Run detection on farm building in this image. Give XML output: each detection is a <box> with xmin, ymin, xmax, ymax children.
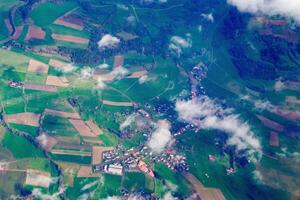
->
<box><xmin>104</xmin><ymin>164</ymin><xmax>123</xmax><ymax>176</ymax></box>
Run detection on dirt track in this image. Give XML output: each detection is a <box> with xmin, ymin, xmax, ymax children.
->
<box><xmin>52</xmin><ymin>33</ymin><xmax>89</xmax><ymax>44</ymax></box>
<box><xmin>102</xmin><ymin>100</ymin><xmax>133</xmax><ymax>107</ymax></box>
<box><xmin>44</xmin><ymin>109</ymin><xmax>81</xmax><ymax>119</ymax></box>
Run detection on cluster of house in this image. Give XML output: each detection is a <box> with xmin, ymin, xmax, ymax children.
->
<box><xmin>94</xmin><ymin>144</ymin><xmax>189</xmax><ymax>178</ymax></box>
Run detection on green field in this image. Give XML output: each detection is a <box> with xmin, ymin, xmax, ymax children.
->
<box><xmin>30</xmin><ymin>1</ymin><xmax>77</xmax><ymax>27</ymax></box>
<box><xmin>49</xmin><ymin>24</ymin><xmax>89</xmax><ymax>38</ymax></box>
<box><xmin>93</xmin><ymin>174</ymin><xmax>122</xmax><ymax>198</ymax></box>
<box><xmin>25</xmin><ymin>73</ymin><xmax>47</xmax><ymax>84</ymax></box>
<box><xmin>1</xmin><ymin>132</ymin><xmax>44</xmax><ymax>159</ymax></box>
<box><xmin>178</xmin><ymin>131</ymin><xmax>290</xmax><ymax>200</ymax></box>
<box><xmin>9</xmin><ymin>123</ymin><xmax>38</xmax><ymax>137</ymax></box>
<box><xmin>50</xmin><ymin>153</ymin><xmax>91</xmax><ymax>165</ymax></box>
<box><xmin>154</xmin><ymin>162</ymin><xmax>190</xmax><ymax>197</ymax></box>
<box><xmin>98</xmin><ymin>132</ymin><xmax>118</xmax><ymax>147</ymax></box>
<box><xmin>66</xmin><ymin>177</ymin><xmax>99</xmax><ymax>200</ymax></box>
<box><xmin>123</xmin><ymin>172</ymin><xmax>154</xmax><ymax>192</ymax></box>
<box><xmin>42</xmin><ymin>115</ymin><xmax>78</xmax><ymax>137</ymax></box>
<box><xmin>0</xmin><ymin>49</ymin><xmax>29</xmax><ymax>73</ymax></box>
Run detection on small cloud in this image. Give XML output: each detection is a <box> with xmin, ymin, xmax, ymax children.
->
<box><xmin>274</xmin><ymin>79</ymin><xmax>285</xmax><ymax>91</ymax></box>
<box><xmin>254</xmin><ymin>100</ymin><xmax>274</xmax><ymax>111</ymax></box>
<box><xmin>148</xmin><ymin>120</ymin><xmax>173</xmax><ymax>153</ymax></box>
<box><xmin>63</xmin><ymin>63</ymin><xmax>76</xmax><ymax>73</ymax></box>
<box><xmin>198</xmin><ymin>25</ymin><xmax>203</xmax><ymax>32</ymax></box>
<box><xmin>253</xmin><ymin>170</ymin><xmax>264</xmax><ymax>184</ymax></box>
<box><xmin>98</xmin><ymin>34</ymin><xmax>120</xmax><ymax>49</ymax></box>
<box><xmin>162</xmin><ymin>192</ymin><xmax>178</xmax><ymax>200</ymax></box>
<box><xmin>95</xmin><ymin>77</ymin><xmax>106</xmax><ymax>89</ymax></box>
<box><xmin>103</xmin><ymin>196</ymin><xmax>121</xmax><ymax>200</ymax></box>
<box><xmin>175</xmin><ymin>96</ymin><xmax>261</xmax><ymax>156</ymax></box>
<box><xmin>169</xmin><ymin>35</ymin><xmax>192</xmax><ymax>56</ymax></box>
<box><xmin>97</xmin><ymin>63</ymin><xmax>109</xmax><ymax>69</ymax></box>
<box><xmin>138</xmin><ymin>75</ymin><xmax>149</xmax><ymax>84</ymax></box>
<box><xmin>36</xmin><ymin>133</ymin><xmax>49</xmax><ymax>148</ymax></box>
<box><xmin>80</xmin><ymin>67</ymin><xmax>94</xmax><ymax>80</ymax></box>
<box><xmin>141</xmin><ymin>0</ymin><xmax>168</xmax><ymax>3</ymax></box>
<box><xmin>81</xmin><ymin>180</ymin><xmax>99</xmax><ymax>191</ymax></box>
<box><xmin>127</xmin><ymin>15</ymin><xmax>136</xmax><ymax>24</ymax></box>
<box><xmin>120</xmin><ymin>113</ymin><xmax>138</xmax><ymax>130</ymax></box>
<box><xmin>111</xmin><ymin>66</ymin><xmax>129</xmax><ymax>80</ymax></box>
<box><xmin>55</xmin><ymin>63</ymin><xmax>76</xmax><ymax>74</ymax></box>
<box><xmin>201</xmin><ymin>13</ymin><xmax>214</xmax><ymax>22</ymax></box>
<box><xmin>32</xmin><ymin>187</ymin><xmax>66</xmax><ymax>200</ymax></box>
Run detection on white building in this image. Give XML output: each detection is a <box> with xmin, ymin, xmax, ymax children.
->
<box><xmin>104</xmin><ymin>164</ymin><xmax>123</xmax><ymax>176</ymax></box>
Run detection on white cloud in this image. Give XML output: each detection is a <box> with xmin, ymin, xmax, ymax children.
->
<box><xmin>148</xmin><ymin>120</ymin><xmax>173</xmax><ymax>153</ymax></box>
<box><xmin>169</xmin><ymin>35</ymin><xmax>192</xmax><ymax>56</ymax></box>
<box><xmin>95</xmin><ymin>77</ymin><xmax>106</xmax><ymax>89</ymax></box>
<box><xmin>94</xmin><ymin>66</ymin><xmax>129</xmax><ymax>90</ymax></box>
<box><xmin>175</xmin><ymin>96</ymin><xmax>261</xmax><ymax>153</ymax></box>
<box><xmin>32</xmin><ymin>187</ymin><xmax>66</xmax><ymax>200</ymax></box>
<box><xmin>253</xmin><ymin>170</ymin><xmax>264</xmax><ymax>184</ymax></box>
<box><xmin>103</xmin><ymin>196</ymin><xmax>120</xmax><ymax>200</ymax></box>
<box><xmin>138</xmin><ymin>75</ymin><xmax>149</xmax><ymax>84</ymax></box>
<box><xmin>227</xmin><ymin>0</ymin><xmax>300</xmax><ymax>23</ymax></box>
<box><xmin>254</xmin><ymin>100</ymin><xmax>273</xmax><ymax>110</ymax></box>
<box><xmin>111</xmin><ymin>66</ymin><xmax>129</xmax><ymax>80</ymax></box>
<box><xmin>98</xmin><ymin>34</ymin><xmax>120</xmax><ymax>49</ymax></box>
<box><xmin>120</xmin><ymin>113</ymin><xmax>138</xmax><ymax>130</ymax></box>
<box><xmin>81</xmin><ymin>180</ymin><xmax>99</xmax><ymax>191</ymax></box>
<box><xmin>78</xmin><ymin>194</ymin><xmax>89</xmax><ymax>200</ymax></box>
<box><xmin>36</xmin><ymin>133</ymin><xmax>49</xmax><ymax>148</ymax></box>
<box><xmin>54</xmin><ymin>63</ymin><xmax>76</xmax><ymax>73</ymax></box>
<box><xmin>162</xmin><ymin>192</ymin><xmax>177</xmax><ymax>200</ymax></box>
<box><xmin>80</xmin><ymin>67</ymin><xmax>94</xmax><ymax>80</ymax></box>
<box><xmin>97</xmin><ymin>63</ymin><xmax>109</xmax><ymax>69</ymax></box>
<box><xmin>201</xmin><ymin>13</ymin><xmax>214</xmax><ymax>22</ymax></box>
<box><xmin>198</xmin><ymin>25</ymin><xmax>203</xmax><ymax>32</ymax></box>
<box><xmin>141</xmin><ymin>0</ymin><xmax>168</xmax><ymax>3</ymax></box>
<box><xmin>274</xmin><ymin>79</ymin><xmax>285</xmax><ymax>91</ymax></box>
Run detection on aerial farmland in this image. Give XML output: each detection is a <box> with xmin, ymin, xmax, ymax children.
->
<box><xmin>0</xmin><ymin>0</ymin><xmax>300</xmax><ymax>200</ymax></box>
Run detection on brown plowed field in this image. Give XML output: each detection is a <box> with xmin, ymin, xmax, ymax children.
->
<box><xmin>54</xmin><ymin>18</ymin><xmax>84</xmax><ymax>30</ymax></box>
<box><xmin>86</xmin><ymin>120</ymin><xmax>103</xmax><ymax>135</ymax></box>
<box><xmin>5</xmin><ymin>112</ymin><xmax>40</xmax><ymax>127</ymax></box>
<box><xmin>27</xmin><ymin>59</ymin><xmax>49</xmax><ymax>74</ymax></box>
<box><xmin>24</xmin><ymin>26</ymin><xmax>45</xmax><ymax>41</ymax></box>
<box><xmin>46</xmin><ymin>75</ymin><xmax>69</xmax><ymax>87</ymax></box>
<box><xmin>69</xmin><ymin>119</ymin><xmax>96</xmax><ymax>137</ymax></box>
<box><xmin>52</xmin><ymin>33</ymin><xmax>89</xmax><ymax>44</ymax></box>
